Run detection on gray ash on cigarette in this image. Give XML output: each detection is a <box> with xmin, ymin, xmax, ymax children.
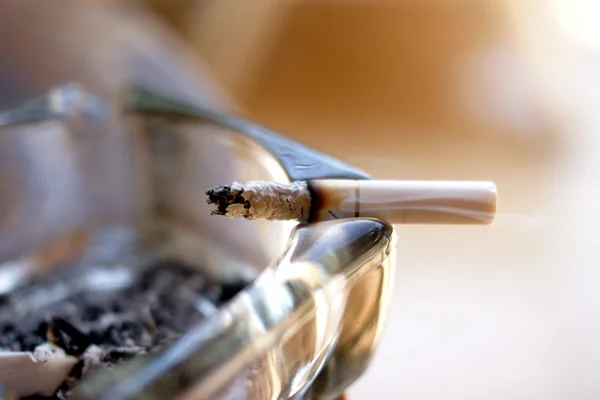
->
<box><xmin>0</xmin><ymin>260</ymin><xmax>246</xmax><ymax>399</ymax></box>
<box><xmin>206</xmin><ymin>184</ymin><xmax>250</xmax><ymax>217</ymax></box>
<box><xmin>206</xmin><ymin>181</ymin><xmax>312</xmax><ymax>222</ymax></box>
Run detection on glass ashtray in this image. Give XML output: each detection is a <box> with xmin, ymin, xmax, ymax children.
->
<box><xmin>0</xmin><ymin>5</ymin><xmax>396</xmax><ymax>396</ymax></box>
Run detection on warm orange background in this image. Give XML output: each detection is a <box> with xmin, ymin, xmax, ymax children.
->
<box><xmin>141</xmin><ymin>1</ymin><xmax>600</xmax><ymax>399</ymax></box>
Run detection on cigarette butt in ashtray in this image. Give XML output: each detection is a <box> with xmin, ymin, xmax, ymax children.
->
<box><xmin>0</xmin><ymin>343</ymin><xmax>78</xmax><ymax>398</ymax></box>
<box><xmin>206</xmin><ymin>180</ymin><xmax>497</xmax><ymax>225</ymax></box>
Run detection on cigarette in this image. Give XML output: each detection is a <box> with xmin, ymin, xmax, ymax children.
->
<box><xmin>206</xmin><ymin>179</ymin><xmax>497</xmax><ymax>225</ymax></box>
<box><xmin>0</xmin><ymin>343</ymin><xmax>78</xmax><ymax>398</ymax></box>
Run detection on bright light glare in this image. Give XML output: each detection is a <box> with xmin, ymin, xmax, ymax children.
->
<box><xmin>553</xmin><ymin>0</ymin><xmax>600</xmax><ymax>48</ymax></box>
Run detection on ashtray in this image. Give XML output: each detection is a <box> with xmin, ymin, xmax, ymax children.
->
<box><xmin>0</xmin><ymin>3</ymin><xmax>496</xmax><ymax>399</ymax></box>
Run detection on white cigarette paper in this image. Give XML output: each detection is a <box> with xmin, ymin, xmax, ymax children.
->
<box><xmin>0</xmin><ymin>343</ymin><xmax>78</xmax><ymax>397</ymax></box>
<box><xmin>207</xmin><ymin>180</ymin><xmax>497</xmax><ymax>225</ymax></box>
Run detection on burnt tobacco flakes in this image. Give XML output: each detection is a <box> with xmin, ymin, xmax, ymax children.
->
<box><xmin>2</xmin><ymin>260</ymin><xmax>247</xmax><ymax>399</ymax></box>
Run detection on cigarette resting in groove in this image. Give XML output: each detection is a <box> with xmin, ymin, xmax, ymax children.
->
<box><xmin>206</xmin><ymin>180</ymin><xmax>497</xmax><ymax>225</ymax></box>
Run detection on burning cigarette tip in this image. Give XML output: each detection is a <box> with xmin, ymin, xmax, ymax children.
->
<box><xmin>205</xmin><ymin>185</ymin><xmax>249</xmax><ymax>217</ymax></box>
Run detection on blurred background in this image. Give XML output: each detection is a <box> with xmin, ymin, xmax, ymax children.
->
<box><xmin>141</xmin><ymin>1</ymin><xmax>599</xmax><ymax>398</ymax></box>
<box><xmin>136</xmin><ymin>0</ymin><xmax>599</xmax><ymax>398</ymax></box>
<box><xmin>4</xmin><ymin>0</ymin><xmax>600</xmax><ymax>398</ymax></box>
